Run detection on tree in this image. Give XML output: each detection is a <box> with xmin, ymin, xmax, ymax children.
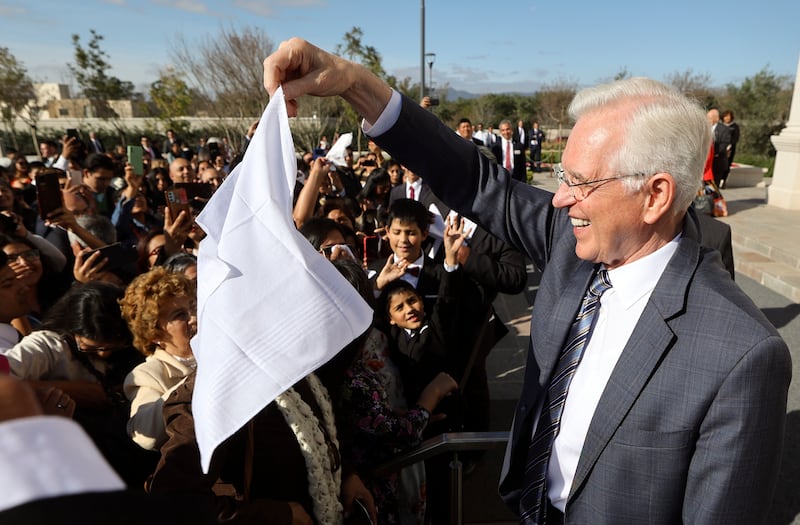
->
<box><xmin>335</xmin><ymin>27</ymin><xmax>386</xmax><ymax>79</ymax></box>
<box><xmin>332</xmin><ymin>27</ymin><xmax>393</xmax><ymax>152</ymax></box>
<box><xmin>534</xmin><ymin>80</ymin><xmax>578</xmax><ymax>132</ymax></box>
<box><xmin>149</xmin><ymin>67</ymin><xmax>193</xmax><ymax>135</ymax></box>
<box><xmin>722</xmin><ymin>68</ymin><xmax>792</xmax><ymax>156</ymax></box>
<box><xmin>69</xmin><ymin>29</ymin><xmax>135</xmax><ymax>119</ymax></box>
<box><xmin>664</xmin><ymin>69</ymin><xmax>716</xmax><ymax>108</ymax></box>
<box><xmin>0</xmin><ymin>47</ymin><xmax>36</xmax><ymax>151</ymax></box>
<box><xmin>170</xmin><ymin>26</ymin><xmax>274</xmax><ymax>150</ymax></box>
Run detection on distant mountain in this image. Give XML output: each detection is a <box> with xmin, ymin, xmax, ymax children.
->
<box><xmin>445</xmin><ymin>87</ymin><xmax>478</xmax><ymax>100</ymax></box>
<box><xmin>440</xmin><ymin>86</ymin><xmax>537</xmax><ymax>100</ymax></box>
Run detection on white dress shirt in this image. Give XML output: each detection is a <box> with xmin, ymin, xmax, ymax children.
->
<box><xmin>406</xmin><ymin>179</ymin><xmax>422</xmax><ymax>200</ymax></box>
<box><xmin>547</xmin><ymin>236</ymin><xmax>680</xmax><ymax>511</ymax></box>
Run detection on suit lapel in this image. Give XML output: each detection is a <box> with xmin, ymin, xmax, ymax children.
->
<box><xmin>534</xmin><ymin>261</ymin><xmax>597</xmax><ymax>384</ymax></box>
<box><xmin>568</xmin><ymin>218</ymin><xmax>702</xmax><ymax>500</ymax></box>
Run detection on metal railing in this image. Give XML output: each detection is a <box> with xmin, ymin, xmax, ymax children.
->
<box><xmin>373</xmin><ymin>431</ymin><xmax>510</xmax><ymax>525</ymax></box>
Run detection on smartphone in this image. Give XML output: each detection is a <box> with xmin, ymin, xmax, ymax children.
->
<box><xmin>35</xmin><ymin>171</ymin><xmax>64</xmax><ymax>220</ymax></box>
<box><xmin>66</xmin><ymin>128</ymin><xmax>80</xmax><ymax>141</ymax></box>
<box><xmin>68</xmin><ymin>169</ymin><xmax>83</xmax><ymax>187</ymax></box>
<box><xmin>174</xmin><ymin>182</ymin><xmax>213</xmax><ymax>200</ymax></box>
<box><xmin>127</xmin><ymin>145</ymin><xmax>144</xmax><ymax>175</ymax></box>
<box><xmin>164</xmin><ymin>188</ymin><xmax>191</xmax><ymax>220</ymax></box>
<box><xmin>362</xmin><ymin>235</ymin><xmax>380</xmax><ymax>267</ymax></box>
<box><xmin>85</xmin><ymin>242</ymin><xmax>136</xmax><ymax>271</ymax></box>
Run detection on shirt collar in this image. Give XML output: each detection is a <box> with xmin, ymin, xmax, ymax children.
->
<box><xmin>605</xmin><ymin>234</ymin><xmax>681</xmax><ymax>310</ymax></box>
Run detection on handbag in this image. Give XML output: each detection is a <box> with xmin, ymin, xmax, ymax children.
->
<box><xmin>695</xmin><ymin>181</ymin><xmax>728</xmax><ymax>217</ymax></box>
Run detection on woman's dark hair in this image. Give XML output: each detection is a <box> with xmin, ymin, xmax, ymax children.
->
<box><xmin>319</xmin><ymin>196</ymin><xmax>358</xmax><ymax>225</ymax></box>
<box><xmin>145</xmin><ymin>167</ymin><xmax>170</xmax><ymax>208</ymax></box>
<box><xmin>299</xmin><ymin>217</ymin><xmax>345</xmax><ymax>251</ymax></box>
<box><xmin>136</xmin><ymin>228</ymin><xmax>166</xmax><ymax>274</ymax></box>
<box><xmin>0</xmin><ymin>232</ymin><xmax>35</xmax><ymax>252</ymax></box>
<box><xmin>331</xmin><ymin>257</ymin><xmax>375</xmax><ymax>310</ymax></box>
<box><xmin>41</xmin><ymin>281</ymin><xmax>132</xmax><ymax>346</ymax></box>
<box><xmin>358</xmin><ymin>168</ymin><xmax>391</xmax><ymax>204</ymax></box>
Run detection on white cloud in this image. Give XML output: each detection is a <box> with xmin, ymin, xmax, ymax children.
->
<box><xmin>0</xmin><ymin>1</ymin><xmax>26</xmax><ymax>17</ymax></box>
<box><xmin>232</xmin><ymin>0</ymin><xmax>275</xmax><ymax>17</ymax></box>
<box><xmin>153</xmin><ymin>0</ymin><xmax>209</xmax><ymax>15</ymax></box>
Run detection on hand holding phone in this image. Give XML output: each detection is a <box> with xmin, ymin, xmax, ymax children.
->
<box><xmin>127</xmin><ymin>145</ymin><xmax>144</xmax><ymax>176</ymax></box>
<box><xmin>164</xmin><ymin>188</ymin><xmax>191</xmax><ymax>221</ymax></box>
<box><xmin>35</xmin><ymin>171</ymin><xmax>64</xmax><ymax>220</ymax></box>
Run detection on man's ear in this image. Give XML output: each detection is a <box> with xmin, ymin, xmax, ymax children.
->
<box><xmin>643</xmin><ymin>173</ymin><xmax>676</xmax><ymax>225</ymax></box>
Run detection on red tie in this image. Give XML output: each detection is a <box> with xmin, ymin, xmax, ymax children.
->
<box><xmin>409</xmin><ymin>186</ymin><xmax>415</xmax><ymax>200</ymax></box>
<box><xmin>505</xmin><ymin>141</ymin><xmax>512</xmax><ymax>171</ymax></box>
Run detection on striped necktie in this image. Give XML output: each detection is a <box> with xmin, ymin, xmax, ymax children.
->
<box><xmin>519</xmin><ymin>269</ymin><xmax>612</xmax><ymax>524</ymax></box>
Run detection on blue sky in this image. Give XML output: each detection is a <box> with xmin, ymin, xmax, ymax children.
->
<box><xmin>1</xmin><ymin>0</ymin><xmax>798</xmax><ymax>96</ymax></box>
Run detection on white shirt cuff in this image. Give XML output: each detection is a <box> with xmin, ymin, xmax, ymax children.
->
<box><xmin>362</xmin><ymin>90</ymin><xmax>402</xmax><ymax>137</ymax></box>
<box><xmin>443</xmin><ymin>262</ymin><xmax>459</xmax><ymax>273</ymax></box>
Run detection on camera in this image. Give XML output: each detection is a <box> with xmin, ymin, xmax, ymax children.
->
<box><xmin>429</xmin><ymin>97</ymin><xmax>440</xmax><ymax>106</ymax></box>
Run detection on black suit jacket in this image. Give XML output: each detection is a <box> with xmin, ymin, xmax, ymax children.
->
<box><xmin>0</xmin><ymin>491</ymin><xmax>216</xmax><ymax>525</ymax></box>
<box><xmin>492</xmin><ymin>139</ymin><xmax>527</xmax><ymax>182</ymax></box>
<box><xmin>696</xmin><ymin>213</ymin><xmax>735</xmax><ymax>280</ymax></box>
<box><xmin>388</xmin><ymin>181</ymin><xmax>435</xmax><ymax>208</ymax></box>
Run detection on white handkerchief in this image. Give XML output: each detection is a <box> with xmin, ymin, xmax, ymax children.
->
<box><xmin>193</xmin><ymin>87</ymin><xmax>373</xmax><ymax>472</ymax></box>
<box><xmin>325</xmin><ymin>132</ymin><xmax>353</xmax><ymax>167</ymax></box>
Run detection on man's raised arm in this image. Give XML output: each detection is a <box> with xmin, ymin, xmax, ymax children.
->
<box><xmin>263</xmin><ymin>37</ymin><xmax>393</xmax><ymax>124</ymax></box>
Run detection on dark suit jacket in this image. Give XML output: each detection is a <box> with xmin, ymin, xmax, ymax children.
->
<box><xmin>371</xmin><ymin>94</ymin><xmax>791</xmax><ymax>523</ymax></box>
<box><xmin>0</xmin><ymin>491</ymin><xmax>216</xmax><ymax>525</ymax></box>
<box><xmin>696</xmin><ymin>213</ymin><xmax>735</xmax><ymax>280</ymax></box>
<box><xmin>528</xmin><ymin>128</ymin><xmax>545</xmax><ymax>155</ymax></box>
<box><xmin>712</xmin><ymin>122</ymin><xmax>732</xmax><ymax>183</ymax></box>
<box><xmin>491</xmin><ymin>139</ymin><xmax>527</xmax><ymax>182</ymax></box>
<box><xmin>388</xmin><ymin>181</ymin><xmax>435</xmax><ymax>208</ymax></box>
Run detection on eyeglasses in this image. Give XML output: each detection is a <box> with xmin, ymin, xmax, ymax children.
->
<box><xmin>553</xmin><ymin>163</ymin><xmax>647</xmax><ymax>201</ymax></box>
<box><xmin>74</xmin><ymin>338</ymin><xmax>127</xmax><ymax>354</ymax></box>
<box><xmin>6</xmin><ymin>249</ymin><xmax>40</xmax><ymax>263</ymax></box>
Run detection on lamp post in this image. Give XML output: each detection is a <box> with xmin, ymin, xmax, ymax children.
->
<box><xmin>419</xmin><ymin>0</ymin><xmax>425</xmax><ymax>102</ymax></box>
<box><xmin>425</xmin><ymin>52</ymin><xmax>436</xmax><ymax>97</ymax></box>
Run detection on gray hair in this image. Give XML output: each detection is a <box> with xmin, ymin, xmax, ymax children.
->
<box><xmin>67</xmin><ymin>214</ymin><xmax>117</xmax><ymax>247</ymax></box>
<box><xmin>568</xmin><ymin>77</ymin><xmax>711</xmax><ymax>214</ymax></box>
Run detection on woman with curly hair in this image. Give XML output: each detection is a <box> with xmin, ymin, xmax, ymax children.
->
<box><xmin>120</xmin><ymin>266</ymin><xmax>197</xmax><ymax>451</ymax></box>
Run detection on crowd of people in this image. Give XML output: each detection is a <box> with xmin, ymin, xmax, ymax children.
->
<box><xmin>0</xmin><ymin>37</ymin><xmax>777</xmax><ymax>525</ymax></box>
<box><xmin>0</xmin><ymin>85</ymin><xmax>535</xmax><ymax>522</ymax></box>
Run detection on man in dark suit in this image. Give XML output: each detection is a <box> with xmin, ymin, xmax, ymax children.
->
<box><xmin>88</xmin><ymin>131</ymin><xmax>105</xmax><ymax>154</ymax></box>
<box><xmin>264</xmin><ymin>41</ymin><xmax>790</xmax><ymax>524</ymax></box>
<box><xmin>492</xmin><ymin>119</ymin><xmax>527</xmax><ymax>182</ymax></box>
<box><xmin>513</xmin><ymin>119</ymin><xmax>526</xmax><ymax>147</ymax></box>
<box><xmin>528</xmin><ymin>121</ymin><xmax>545</xmax><ymax>173</ymax></box>
<box><xmin>388</xmin><ymin>165</ymin><xmax>435</xmax><ymax>207</ymax></box>
<box><xmin>707</xmin><ymin>108</ymin><xmax>732</xmax><ymax>188</ymax></box>
<box><xmin>457</xmin><ymin>118</ymin><xmax>485</xmax><ymax>146</ymax></box>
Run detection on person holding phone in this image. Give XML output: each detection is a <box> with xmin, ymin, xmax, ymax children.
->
<box><xmin>112</xmin><ymin>164</ymin><xmax>161</xmax><ymax>249</ymax></box>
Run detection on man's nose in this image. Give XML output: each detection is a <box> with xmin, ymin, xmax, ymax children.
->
<box><xmin>551</xmin><ymin>182</ymin><xmax>576</xmax><ymax>209</ymax></box>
